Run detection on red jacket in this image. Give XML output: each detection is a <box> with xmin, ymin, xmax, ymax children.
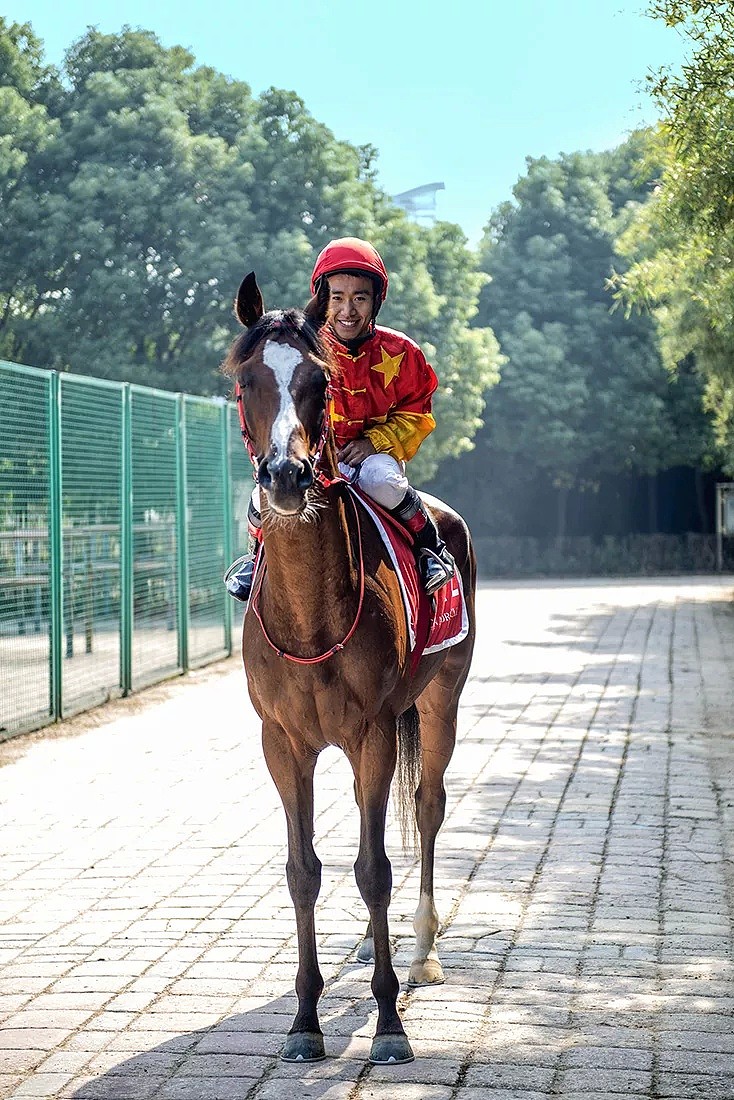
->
<box><xmin>323</xmin><ymin>326</ymin><xmax>437</xmax><ymax>462</ymax></box>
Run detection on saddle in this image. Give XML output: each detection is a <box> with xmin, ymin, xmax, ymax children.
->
<box><xmin>349</xmin><ymin>486</ymin><xmax>469</xmax><ymax>673</ymax></box>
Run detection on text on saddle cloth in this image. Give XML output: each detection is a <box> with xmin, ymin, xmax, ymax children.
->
<box><xmin>348</xmin><ymin>486</ymin><xmax>469</xmax><ymax>666</ymax></box>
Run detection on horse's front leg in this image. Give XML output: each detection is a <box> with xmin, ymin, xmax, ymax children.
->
<box><xmin>262</xmin><ymin>720</ymin><xmax>325</xmax><ymax>1062</ymax></box>
<box><xmin>351</xmin><ymin>729</ymin><xmax>414</xmax><ymax>1065</ymax></box>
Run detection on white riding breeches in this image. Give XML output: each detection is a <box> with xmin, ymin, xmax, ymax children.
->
<box><xmin>338</xmin><ymin>453</ymin><xmax>409</xmax><ymax>510</ymax></box>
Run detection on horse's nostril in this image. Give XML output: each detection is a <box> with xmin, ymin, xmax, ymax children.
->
<box><xmin>258</xmin><ymin>458</ymin><xmax>272</xmax><ymax>488</ymax></box>
<box><xmin>297</xmin><ymin>460</ymin><xmax>314</xmax><ymax>491</ymax></box>
<box><xmin>258</xmin><ymin>455</ymin><xmax>311</xmax><ymax>496</ymax></box>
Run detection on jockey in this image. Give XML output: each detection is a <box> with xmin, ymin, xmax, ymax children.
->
<box><xmin>225</xmin><ymin>237</ymin><xmax>456</xmax><ymax>603</ymax></box>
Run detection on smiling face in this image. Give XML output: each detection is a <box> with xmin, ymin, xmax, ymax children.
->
<box><xmin>326</xmin><ymin>273</ymin><xmax>374</xmax><ymax>342</ymax></box>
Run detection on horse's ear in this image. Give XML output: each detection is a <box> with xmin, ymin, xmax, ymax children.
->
<box><xmin>304</xmin><ymin>276</ymin><xmax>329</xmax><ymax>329</ymax></box>
<box><xmin>235</xmin><ymin>272</ymin><xmax>264</xmax><ymax>328</ymax></box>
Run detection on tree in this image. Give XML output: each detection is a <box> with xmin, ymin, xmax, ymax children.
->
<box><xmin>613</xmin><ymin>1</ymin><xmax>734</xmax><ymax>471</ymax></box>
<box><xmin>451</xmin><ymin>138</ymin><xmax>713</xmax><ymax>538</ymax></box>
<box><xmin>418</xmin><ymin>221</ymin><xmax>501</xmax><ymax>480</ymax></box>
<box><xmin>0</xmin><ymin>19</ymin><xmax>61</xmax><ymax>362</ymax></box>
<box><xmin>371</xmin><ymin>216</ymin><xmax>500</xmax><ymax>483</ymax></box>
<box><xmin>1</xmin><ymin>23</ymin><xmax>500</xmax><ymax>476</ymax></box>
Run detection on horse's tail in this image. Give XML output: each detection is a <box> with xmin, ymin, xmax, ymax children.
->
<box><xmin>395</xmin><ymin>703</ymin><xmax>421</xmax><ymax>854</ymax></box>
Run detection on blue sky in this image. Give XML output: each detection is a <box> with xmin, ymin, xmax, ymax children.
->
<box><xmin>5</xmin><ymin>0</ymin><xmax>688</xmax><ymax>244</ymax></box>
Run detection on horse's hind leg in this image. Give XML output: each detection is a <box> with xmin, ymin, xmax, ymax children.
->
<box><xmin>356</xmin><ymin>916</ymin><xmax>394</xmax><ymax>963</ymax></box>
<box><xmin>350</xmin><ymin>730</ymin><xmax>414</xmax><ymax>1065</ymax></box>
<box><xmin>354</xmin><ymin>773</ymin><xmax>374</xmax><ymax>963</ymax></box>
<box><xmin>356</xmin><ymin>918</ymin><xmax>374</xmax><ymax>963</ymax></box>
<box><xmin>409</xmin><ymin>674</ymin><xmax>461</xmax><ymax>987</ymax></box>
<box><xmin>261</xmin><ymin>721</ymin><xmax>325</xmax><ymax>1062</ymax></box>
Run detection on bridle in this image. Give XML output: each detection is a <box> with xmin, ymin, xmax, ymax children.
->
<box><xmin>234</xmin><ymin>329</ymin><xmax>365</xmax><ymax>664</ymax></box>
<box><xmin>234</xmin><ymin>374</ymin><xmax>333</xmax><ymax>489</ymax></box>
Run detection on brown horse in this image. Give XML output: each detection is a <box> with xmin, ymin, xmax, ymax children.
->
<box><xmin>225</xmin><ymin>273</ymin><xmax>476</xmax><ymax>1065</ymax></box>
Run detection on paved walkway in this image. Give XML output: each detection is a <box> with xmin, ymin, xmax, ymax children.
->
<box><xmin>1</xmin><ymin>578</ymin><xmax>733</xmax><ymax>1100</ymax></box>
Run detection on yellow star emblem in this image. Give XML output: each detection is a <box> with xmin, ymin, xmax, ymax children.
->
<box><xmin>371</xmin><ymin>347</ymin><xmax>404</xmax><ymax>388</ymax></box>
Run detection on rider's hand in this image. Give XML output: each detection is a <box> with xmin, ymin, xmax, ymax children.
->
<box><xmin>338</xmin><ymin>438</ymin><xmax>377</xmax><ymax>466</ymax></box>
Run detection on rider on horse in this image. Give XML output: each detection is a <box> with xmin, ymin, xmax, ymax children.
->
<box><xmin>224</xmin><ymin>236</ymin><xmax>456</xmax><ymax>603</ymax></box>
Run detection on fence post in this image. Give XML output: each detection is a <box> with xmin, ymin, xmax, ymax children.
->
<box><xmin>221</xmin><ymin>401</ymin><xmax>233</xmax><ymax>656</ymax></box>
<box><xmin>48</xmin><ymin>372</ymin><xmax>63</xmax><ymax>720</ymax></box>
<box><xmin>176</xmin><ymin>394</ymin><xmax>190</xmax><ymax>672</ymax></box>
<box><xmin>120</xmin><ymin>384</ymin><xmax>133</xmax><ymax>694</ymax></box>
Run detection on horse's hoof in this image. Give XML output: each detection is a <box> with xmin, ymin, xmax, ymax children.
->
<box><xmin>356</xmin><ymin>937</ymin><xmax>375</xmax><ymax>964</ymax></box>
<box><xmin>407</xmin><ymin>958</ymin><xmax>445</xmax><ymax>987</ymax></box>
<box><xmin>369</xmin><ymin>1033</ymin><xmax>415</xmax><ymax>1064</ymax></box>
<box><xmin>281</xmin><ymin>1031</ymin><xmax>326</xmax><ymax>1062</ymax></box>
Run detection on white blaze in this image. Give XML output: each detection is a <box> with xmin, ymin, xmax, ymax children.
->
<box><xmin>263</xmin><ymin>339</ymin><xmax>302</xmax><ymax>458</ymax></box>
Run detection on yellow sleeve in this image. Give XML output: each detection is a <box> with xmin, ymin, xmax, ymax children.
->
<box><xmin>365</xmin><ymin>411</ymin><xmax>436</xmax><ymax>463</ymax></box>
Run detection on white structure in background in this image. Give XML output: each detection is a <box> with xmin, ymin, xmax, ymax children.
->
<box><xmin>392</xmin><ymin>182</ymin><xmax>445</xmax><ymax>224</ymax></box>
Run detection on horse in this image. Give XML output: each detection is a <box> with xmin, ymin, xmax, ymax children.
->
<box><xmin>225</xmin><ymin>272</ymin><xmax>476</xmax><ymax>1065</ymax></box>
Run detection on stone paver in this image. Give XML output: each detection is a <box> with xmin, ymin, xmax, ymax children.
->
<box><xmin>1</xmin><ymin>577</ymin><xmax>733</xmax><ymax>1099</ymax></box>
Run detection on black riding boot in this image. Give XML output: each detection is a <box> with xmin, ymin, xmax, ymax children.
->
<box><xmin>223</xmin><ymin>551</ymin><xmax>255</xmax><ymax>603</ymax></box>
<box><xmin>391</xmin><ymin>487</ymin><xmax>455</xmax><ymax>596</ymax></box>
<box><xmin>223</xmin><ymin>497</ymin><xmax>261</xmax><ymax>604</ymax></box>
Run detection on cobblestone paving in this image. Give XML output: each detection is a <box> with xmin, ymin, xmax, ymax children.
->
<box><xmin>1</xmin><ymin>578</ymin><xmax>733</xmax><ymax>1100</ymax></box>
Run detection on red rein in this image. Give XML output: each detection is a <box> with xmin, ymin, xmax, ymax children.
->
<box><xmin>250</xmin><ymin>491</ymin><xmax>365</xmax><ymax>664</ymax></box>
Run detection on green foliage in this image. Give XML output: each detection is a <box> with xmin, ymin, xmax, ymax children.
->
<box><xmin>647</xmin><ymin>1</ymin><xmax>734</xmax><ymax>232</ymax></box>
<box><xmin>0</xmin><ymin>21</ymin><xmax>499</xmax><ymax>477</ymax></box>
<box><xmin>0</xmin><ymin>17</ymin><xmax>59</xmax><ymax>103</ymax></box>
<box><xmin>465</xmin><ymin>137</ymin><xmax>715</xmax><ymax>535</ymax></box>
<box><xmin>0</xmin><ymin>19</ymin><xmax>61</xmax><ymax>363</ymax></box>
<box><xmin>419</xmin><ymin>223</ymin><xmax>501</xmax><ymax>480</ymax></box>
<box><xmin>613</xmin><ymin>1</ymin><xmax>734</xmax><ymax>471</ymax></box>
<box><xmin>376</xmin><ymin>218</ymin><xmax>500</xmax><ymax>482</ymax></box>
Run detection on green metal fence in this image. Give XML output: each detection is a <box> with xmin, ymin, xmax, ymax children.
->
<box><xmin>0</xmin><ymin>359</ymin><xmax>251</xmax><ymax>740</ymax></box>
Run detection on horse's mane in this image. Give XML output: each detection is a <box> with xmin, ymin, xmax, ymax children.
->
<box><xmin>223</xmin><ymin>309</ymin><xmax>335</xmax><ymax>380</ymax></box>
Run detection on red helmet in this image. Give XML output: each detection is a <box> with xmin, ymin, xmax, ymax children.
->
<box><xmin>310</xmin><ymin>237</ymin><xmax>389</xmax><ymax>302</ymax></box>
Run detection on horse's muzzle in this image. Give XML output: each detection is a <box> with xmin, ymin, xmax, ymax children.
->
<box><xmin>258</xmin><ymin>454</ymin><xmax>314</xmax><ymax>511</ymax></box>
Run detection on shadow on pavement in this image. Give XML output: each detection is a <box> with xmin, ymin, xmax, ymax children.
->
<box><xmin>69</xmin><ymin>976</ymin><xmax>455</xmax><ymax>1098</ymax></box>
<box><xmin>61</xmin><ymin>588</ymin><xmax>734</xmax><ymax>1099</ymax></box>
